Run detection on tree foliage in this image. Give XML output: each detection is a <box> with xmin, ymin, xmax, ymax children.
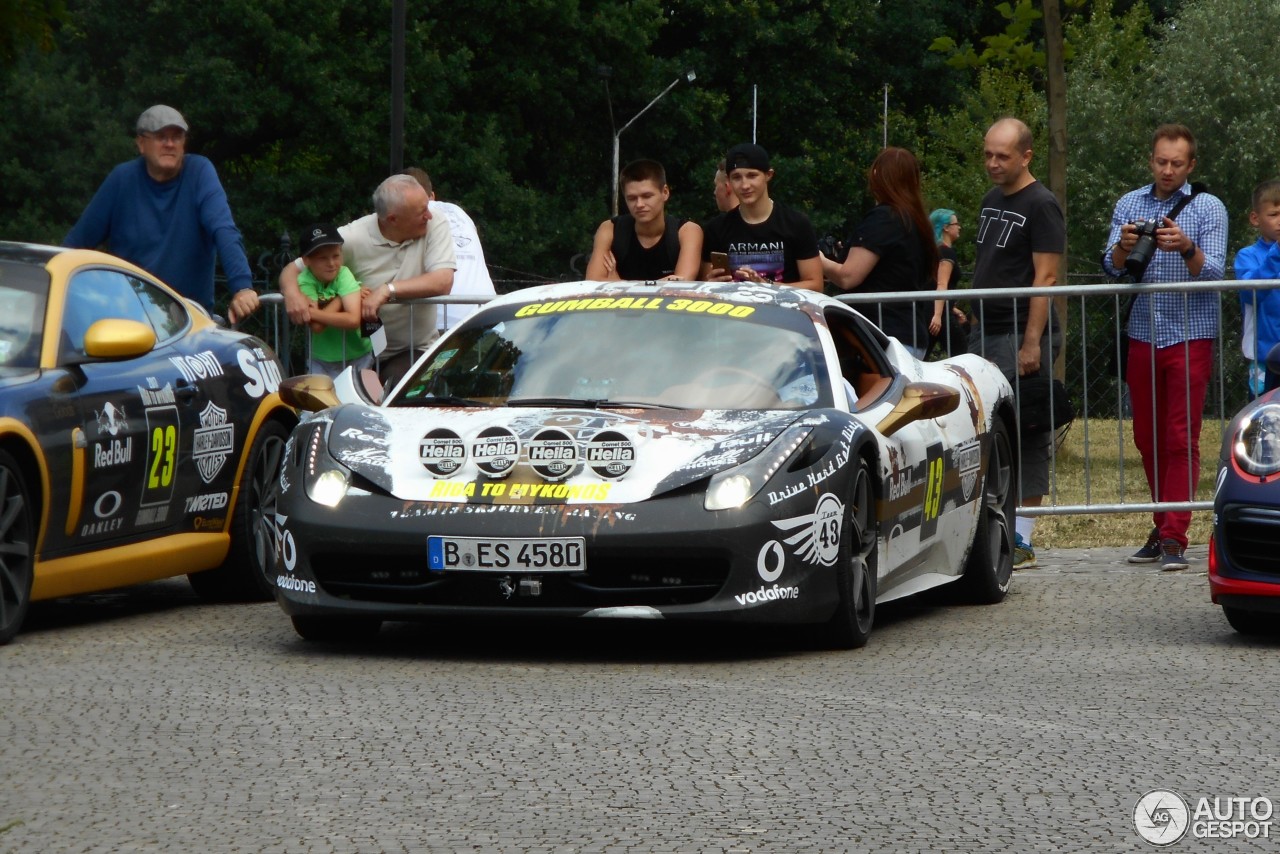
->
<box><xmin>3</xmin><ymin>0</ymin><xmax>1265</xmax><ymax>292</ymax></box>
<box><xmin>0</xmin><ymin>0</ymin><xmax>67</xmax><ymax>66</ymax></box>
<box><xmin>1061</xmin><ymin>0</ymin><xmax>1156</xmax><ymax>268</ymax></box>
<box><xmin>1151</xmin><ymin>0</ymin><xmax>1280</xmax><ymax>250</ymax></box>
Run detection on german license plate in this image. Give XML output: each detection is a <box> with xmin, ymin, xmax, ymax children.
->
<box><xmin>426</xmin><ymin>536</ymin><xmax>586</xmax><ymax>572</ymax></box>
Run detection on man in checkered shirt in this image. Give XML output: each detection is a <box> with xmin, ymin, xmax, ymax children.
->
<box><xmin>1102</xmin><ymin>123</ymin><xmax>1228</xmax><ymax>572</ymax></box>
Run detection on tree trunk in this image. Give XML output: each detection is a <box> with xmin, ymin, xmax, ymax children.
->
<box><xmin>1043</xmin><ymin>0</ymin><xmax>1068</xmax><ymax>377</ymax></box>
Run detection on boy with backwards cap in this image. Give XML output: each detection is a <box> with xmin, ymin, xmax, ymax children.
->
<box><xmin>699</xmin><ymin>143</ymin><xmax>823</xmax><ymax>292</ymax></box>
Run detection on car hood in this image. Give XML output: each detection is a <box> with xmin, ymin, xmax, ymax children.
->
<box><xmin>322</xmin><ymin>405</ymin><xmax>813</xmax><ymax>504</ymax></box>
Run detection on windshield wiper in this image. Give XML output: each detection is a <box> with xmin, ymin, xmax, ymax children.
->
<box><xmin>505</xmin><ymin>397</ymin><xmax>682</xmax><ymax>410</ymax></box>
<box><xmin>506</xmin><ymin>397</ymin><xmax>603</xmax><ymax>408</ymax></box>
<box><xmin>598</xmin><ymin>400</ymin><xmax>683</xmax><ymax>410</ymax></box>
<box><xmin>402</xmin><ymin>394</ymin><xmax>492</xmax><ymax>407</ymax></box>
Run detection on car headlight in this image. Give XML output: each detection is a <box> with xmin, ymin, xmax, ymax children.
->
<box><xmin>298</xmin><ymin>420</ymin><xmax>352</xmax><ymax>507</ymax></box>
<box><xmin>705</xmin><ymin>424</ymin><xmax>812</xmax><ymax>511</ymax></box>
<box><xmin>1234</xmin><ymin>404</ymin><xmax>1280</xmax><ymax>476</ymax></box>
<box><xmin>309</xmin><ymin>469</ymin><xmax>351</xmax><ymax>507</ymax></box>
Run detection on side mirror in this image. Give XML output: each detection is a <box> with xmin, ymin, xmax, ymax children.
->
<box><xmin>875</xmin><ymin>381</ymin><xmax>961</xmax><ymax>437</ymax></box>
<box><xmin>279</xmin><ymin>374</ymin><xmax>341</xmax><ymax>412</ymax></box>
<box><xmin>82</xmin><ymin>319</ymin><xmax>156</xmax><ymax>360</ymax></box>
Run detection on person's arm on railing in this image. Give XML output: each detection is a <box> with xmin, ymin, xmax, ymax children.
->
<box><xmin>1018</xmin><ymin>251</ymin><xmax>1060</xmax><ymax>376</ymax></box>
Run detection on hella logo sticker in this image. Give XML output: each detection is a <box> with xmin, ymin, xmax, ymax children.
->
<box><xmin>420</xmin><ymin>428</ymin><xmax>466</xmax><ymax>477</ymax></box>
<box><xmin>585</xmin><ymin>430</ymin><xmax>634</xmax><ymax>479</ymax></box>
<box><xmin>527</xmin><ymin>428</ymin><xmax>578</xmax><ymax>482</ymax></box>
<box><xmin>471</xmin><ymin>426</ymin><xmax>520</xmax><ymax>478</ymax></box>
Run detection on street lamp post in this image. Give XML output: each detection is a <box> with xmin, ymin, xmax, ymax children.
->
<box><xmin>608</xmin><ymin>69</ymin><xmax>697</xmax><ymax>216</ymax></box>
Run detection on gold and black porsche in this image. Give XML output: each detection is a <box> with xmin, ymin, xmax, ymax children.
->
<box><xmin>0</xmin><ymin>242</ymin><xmax>295</xmax><ymax>644</ymax></box>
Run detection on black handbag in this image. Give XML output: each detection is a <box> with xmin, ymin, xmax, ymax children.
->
<box><xmin>1017</xmin><ymin>374</ymin><xmax>1075</xmax><ymax>435</ymax></box>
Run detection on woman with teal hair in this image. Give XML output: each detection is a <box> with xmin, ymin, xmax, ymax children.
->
<box><xmin>929</xmin><ymin>208</ymin><xmax>968</xmax><ymax>355</ymax></box>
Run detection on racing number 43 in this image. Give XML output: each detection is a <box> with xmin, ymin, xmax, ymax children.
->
<box><xmin>818</xmin><ymin>515</ymin><xmax>840</xmax><ymax>553</ymax></box>
<box><xmin>923</xmin><ymin>456</ymin><xmax>943</xmax><ymax>522</ymax></box>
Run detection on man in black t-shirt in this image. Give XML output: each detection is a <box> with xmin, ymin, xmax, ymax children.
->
<box><xmin>700</xmin><ymin>143</ymin><xmax>823</xmax><ymax>291</ymax></box>
<box><xmin>586</xmin><ymin>159</ymin><xmax>702</xmax><ymax>281</ymax></box>
<box><xmin>971</xmin><ymin>117</ymin><xmax>1066</xmax><ymax>571</ymax></box>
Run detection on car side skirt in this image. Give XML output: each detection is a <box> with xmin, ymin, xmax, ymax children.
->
<box><xmin>32</xmin><ymin>533</ymin><xmax>230</xmax><ymax>600</ymax></box>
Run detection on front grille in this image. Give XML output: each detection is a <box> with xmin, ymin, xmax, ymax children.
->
<box><xmin>311</xmin><ymin>546</ymin><xmax>732</xmax><ymax>607</ymax></box>
<box><xmin>1220</xmin><ymin>504</ymin><xmax>1280</xmax><ymax>577</ymax></box>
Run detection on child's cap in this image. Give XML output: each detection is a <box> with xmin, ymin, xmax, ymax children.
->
<box><xmin>300</xmin><ymin>223</ymin><xmax>344</xmax><ymax>257</ymax></box>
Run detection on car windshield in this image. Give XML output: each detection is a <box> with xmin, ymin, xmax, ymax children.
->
<box><xmin>392</xmin><ymin>298</ymin><xmax>833</xmax><ymax>410</ymax></box>
<box><xmin>0</xmin><ymin>261</ymin><xmax>48</xmax><ymax>370</ymax></box>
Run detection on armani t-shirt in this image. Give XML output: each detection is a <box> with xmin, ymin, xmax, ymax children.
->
<box><xmin>702</xmin><ymin>203</ymin><xmax>819</xmax><ymax>284</ymax></box>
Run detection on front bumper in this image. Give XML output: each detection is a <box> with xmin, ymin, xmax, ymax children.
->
<box><xmin>271</xmin><ymin>484</ymin><xmax>845</xmax><ymax>625</ymax></box>
<box><xmin>1209</xmin><ymin>501</ymin><xmax>1280</xmax><ymax>606</ymax></box>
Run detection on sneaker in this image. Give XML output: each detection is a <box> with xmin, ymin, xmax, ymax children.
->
<box><xmin>1128</xmin><ymin>527</ymin><xmax>1162</xmax><ymax>563</ymax></box>
<box><xmin>1013</xmin><ymin>534</ymin><xmax>1037</xmax><ymax>570</ymax></box>
<box><xmin>1159</xmin><ymin>538</ymin><xmax>1189</xmax><ymax>571</ymax></box>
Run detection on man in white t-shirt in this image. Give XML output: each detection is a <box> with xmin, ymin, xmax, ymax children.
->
<box><xmin>405</xmin><ymin>167</ymin><xmax>496</xmax><ymax>331</ymax></box>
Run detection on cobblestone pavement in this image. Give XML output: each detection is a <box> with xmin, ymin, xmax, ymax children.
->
<box><xmin>3</xmin><ymin>547</ymin><xmax>1277</xmax><ymax>854</ymax></box>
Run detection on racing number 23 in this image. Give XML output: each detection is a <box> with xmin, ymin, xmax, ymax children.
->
<box><xmin>922</xmin><ymin>456</ymin><xmax>943</xmax><ymax>522</ymax></box>
<box><xmin>149</xmin><ymin>424</ymin><xmax>176</xmax><ymax>488</ymax></box>
<box><xmin>142</xmin><ymin>404</ymin><xmax>181</xmax><ymax>506</ymax></box>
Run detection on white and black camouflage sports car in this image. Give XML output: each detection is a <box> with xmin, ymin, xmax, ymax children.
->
<box><xmin>271</xmin><ymin>280</ymin><xmax>1017</xmax><ymax>648</ymax></box>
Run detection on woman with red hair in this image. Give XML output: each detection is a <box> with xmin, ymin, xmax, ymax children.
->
<box><xmin>821</xmin><ymin>147</ymin><xmax>938</xmax><ymax>357</ymax></box>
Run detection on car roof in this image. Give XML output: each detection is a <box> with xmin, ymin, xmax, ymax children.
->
<box><xmin>0</xmin><ymin>241</ymin><xmax>63</xmax><ymax>265</ymax></box>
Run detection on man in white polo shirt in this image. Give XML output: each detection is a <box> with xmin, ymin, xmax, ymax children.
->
<box><xmin>280</xmin><ymin>174</ymin><xmax>456</xmax><ymax>385</ymax></box>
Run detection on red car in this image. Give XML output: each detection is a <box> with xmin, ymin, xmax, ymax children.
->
<box><xmin>1209</xmin><ymin>364</ymin><xmax>1280</xmax><ymax>636</ymax></box>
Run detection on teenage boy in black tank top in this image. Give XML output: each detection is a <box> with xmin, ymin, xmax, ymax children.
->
<box><xmin>586</xmin><ymin>159</ymin><xmax>703</xmax><ymax>281</ymax></box>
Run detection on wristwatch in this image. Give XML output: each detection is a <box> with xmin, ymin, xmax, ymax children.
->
<box><xmin>1180</xmin><ymin>244</ymin><xmax>1197</xmax><ymax>260</ymax></box>
<box><xmin>385</xmin><ymin>282</ymin><xmax>397</xmax><ymax>301</ymax></box>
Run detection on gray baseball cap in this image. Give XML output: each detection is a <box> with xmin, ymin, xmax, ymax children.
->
<box><xmin>136</xmin><ymin>105</ymin><xmax>189</xmax><ymax>134</ymax></box>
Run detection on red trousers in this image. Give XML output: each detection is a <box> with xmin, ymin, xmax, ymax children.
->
<box><xmin>1126</xmin><ymin>337</ymin><xmax>1213</xmax><ymax>550</ymax></box>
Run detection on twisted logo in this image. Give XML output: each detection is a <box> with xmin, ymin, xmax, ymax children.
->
<box><xmin>1134</xmin><ymin>790</ymin><xmax>1189</xmax><ymax>846</ymax></box>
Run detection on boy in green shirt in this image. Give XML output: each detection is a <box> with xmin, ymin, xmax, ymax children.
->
<box><xmin>297</xmin><ymin>223</ymin><xmax>373</xmax><ymax>377</ymax></box>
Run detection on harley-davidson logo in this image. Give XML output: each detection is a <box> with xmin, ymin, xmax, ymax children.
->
<box><xmin>194</xmin><ymin>402</ymin><xmax>234</xmax><ymax>483</ymax></box>
<box><xmin>955</xmin><ymin>440</ymin><xmax>981</xmax><ymax>503</ymax></box>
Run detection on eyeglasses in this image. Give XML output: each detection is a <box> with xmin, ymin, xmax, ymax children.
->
<box><xmin>949</xmin><ymin>221</ymin><xmax>961</xmax><ymax>228</ymax></box>
<box><xmin>141</xmin><ymin>130</ymin><xmax>186</xmax><ymax>144</ymax></box>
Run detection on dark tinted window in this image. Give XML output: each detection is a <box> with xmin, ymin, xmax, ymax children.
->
<box><xmin>0</xmin><ymin>260</ymin><xmax>49</xmax><ymax>368</ymax></box>
<box><xmin>130</xmin><ymin>275</ymin><xmax>188</xmax><ymax>342</ymax></box>
<box><xmin>61</xmin><ymin>269</ymin><xmax>152</xmax><ymax>360</ymax></box>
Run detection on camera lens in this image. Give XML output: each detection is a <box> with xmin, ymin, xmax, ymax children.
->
<box><xmin>1126</xmin><ymin>220</ymin><xmax>1157</xmax><ymax>279</ymax></box>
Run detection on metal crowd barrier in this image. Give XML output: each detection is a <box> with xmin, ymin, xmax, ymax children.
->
<box><xmin>249</xmin><ymin>292</ymin><xmax>488</xmax><ymax>377</ymax></box>
<box><xmin>839</xmin><ymin>278</ymin><xmax>1280</xmax><ymax>517</ymax></box>
<box><xmin>247</xmin><ymin>279</ymin><xmax>1280</xmax><ymax>519</ymax></box>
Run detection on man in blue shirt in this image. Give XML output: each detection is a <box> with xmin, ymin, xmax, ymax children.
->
<box><xmin>1102</xmin><ymin>123</ymin><xmax>1228</xmax><ymax>571</ymax></box>
<box><xmin>64</xmin><ymin>105</ymin><xmax>259</xmax><ymax>322</ymax></box>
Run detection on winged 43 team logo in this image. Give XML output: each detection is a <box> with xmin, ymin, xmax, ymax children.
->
<box><xmin>194</xmin><ymin>402</ymin><xmax>235</xmax><ymax>483</ymax></box>
<box><xmin>772</xmin><ymin>493</ymin><xmax>844</xmax><ymax>566</ymax></box>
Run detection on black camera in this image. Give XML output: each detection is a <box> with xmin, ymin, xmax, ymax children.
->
<box><xmin>1125</xmin><ymin>218</ymin><xmax>1159</xmax><ymax>279</ymax></box>
<box><xmin>817</xmin><ymin>233</ymin><xmax>847</xmax><ymax>263</ymax></box>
